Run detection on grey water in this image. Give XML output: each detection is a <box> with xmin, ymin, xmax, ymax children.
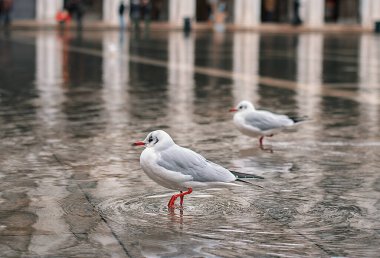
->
<box><xmin>0</xmin><ymin>30</ymin><xmax>379</xmax><ymax>257</ymax></box>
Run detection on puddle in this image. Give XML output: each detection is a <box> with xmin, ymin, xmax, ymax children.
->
<box><xmin>0</xmin><ymin>30</ymin><xmax>379</xmax><ymax>257</ymax></box>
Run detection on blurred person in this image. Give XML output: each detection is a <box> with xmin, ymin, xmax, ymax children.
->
<box><xmin>292</xmin><ymin>0</ymin><xmax>302</xmax><ymax>25</ymax></box>
<box><xmin>141</xmin><ymin>0</ymin><xmax>151</xmax><ymax>29</ymax></box>
<box><xmin>0</xmin><ymin>0</ymin><xmax>13</xmax><ymax>27</ymax></box>
<box><xmin>130</xmin><ymin>0</ymin><xmax>140</xmax><ymax>31</ymax></box>
<box><xmin>207</xmin><ymin>0</ymin><xmax>217</xmax><ymax>22</ymax></box>
<box><xmin>119</xmin><ymin>0</ymin><xmax>128</xmax><ymax>31</ymax></box>
<box><xmin>214</xmin><ymin>0</ymin><xmax>227</xmax><ymax>32</ymax></box>
<box><xmin>263</xmin><ymin>0</ymin><xmax>275</xmax><ymax>22</ymax></box>
<box><xmin>151</xmin><ymin>0</ymin><xmax>162</xmax><ymax>20</ymax></box>
<box><xmin>56</xmin><ymin>8</ymin><xmax>71</xmax><ymax>30</ymax></box>
<box><xmin>68</xmin><ymin>0</ymin><xmax>85</xmax><ymax>30</ymax></box>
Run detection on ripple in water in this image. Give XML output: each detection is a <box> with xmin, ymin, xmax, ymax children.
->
<box><xmin>97</xmin><ymin>190</ymin><xmax>257</xmax><ymax>226</ymax></box>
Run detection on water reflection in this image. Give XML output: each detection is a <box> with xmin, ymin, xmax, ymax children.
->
<box><xmin>232</xmin><ymin>33</ymin><xmax>260</xmax><ymax>104</ymax></box>
<box><xmin>102</xmin><ymin>31</ymin><xmax>129</xmax><ymax>130</ymax></box>
<box><xmin>0</xmin><ymin>30</ymin><xmax>380</xmax><ymax>256</ymax></box>
<box><xmin>296</xmin><ymin>33</ymin><xmax>323</xmax><ymax>141</ymax></box>
<box><xmin>359</xmin><ymin>34</ymin><xmax>380</xmax><ymax>138</ymax></box>
<box><xmin>36</xmin><ymin>31</ymin><xmax>66</xmax><ymax>130</ymax></box>
<box><xmin>167</xmin><ymin>32</ymin><xmax>195</xmax><ymax>136</ymax></box>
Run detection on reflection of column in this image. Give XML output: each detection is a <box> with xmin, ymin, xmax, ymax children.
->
<box><xmin>294</xmin><ymin>33</ymin><xmax>325</xmax><ymax>224</ymax></box>
<box><xmin>296</xmin><ymin>33</ymin><xmax>323</xmax><ymax>138</ymax></box>
<box><xmin>234</xmin><ymin>0</ymin><xmax>261</xmax><ymax>27</ymax></box>
<box><xmin>102</xmin><ymin>32</ymin><xmax>130</xmax><ymax>130</ymax></box>
<box><xmin>167</xmin><ymin>32</ymin><xmax>195</xmax><ymax>134</ymax></box>
<box><xmin>30</xmin><ymin>31</ymin><xmax>70</xmax><ymax>254</ymax></box>
<box><xmin>361</xmin><ymin>0</ymin><xmax>380</xmax><ymax>29</ymax></box>
<box><xmin>299</xmin><ymin>0</ymin><xmax>325</xmax><ymax>28</ymax></box>
<box><xmin>170</xmin><ymin>0</ymin><xmax>196</xmax><ymax>26</ymax></box>
<box><xmin>232</xmin><ymin>33</ymin><xmax>260</xmax><ymax>104</ymax></box>
<box><xmin>36</xmin><ymin>0</ymin><xmax>63</xmax><ymax>23</ymax></box>
<box><xmin>359</xmin><ymin>34</ymin><xmax>379</xmax><ymax>136</ymax></box>
<box><xmin>35</xmin><ymin>31</ymin><xmax>65</xmax><ymax>128</ymax></box>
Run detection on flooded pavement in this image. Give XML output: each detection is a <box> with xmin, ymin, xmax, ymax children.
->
<box><xmin>0</xmin><ymin>29</ymin><xmax>379</xmax><ymax>257</ymax></box>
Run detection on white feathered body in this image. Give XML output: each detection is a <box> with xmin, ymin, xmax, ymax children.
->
<box><xmin>233</xmin><ymin>109</ymin><xmax>295</xmax><ymax>137</ymax></box>
<box><xmin>140</xmin><ymin>144</ymin><xmax>237</xmax><ymax>191</ymax></box>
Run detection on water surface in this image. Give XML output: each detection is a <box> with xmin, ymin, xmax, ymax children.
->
<box><xmin>0</xmin><ymin>30</ymin><xmax>379</xmax><ymax>257</ymax></box>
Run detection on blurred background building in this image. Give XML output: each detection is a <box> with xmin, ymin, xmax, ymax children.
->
<box><xmin>7</xmin><ymin>0</ymin><xmax>380</xmax><ymax>30</ymax></box>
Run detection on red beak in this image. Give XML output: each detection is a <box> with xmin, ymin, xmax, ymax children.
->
<box><xmin>229</xmin><ymin>108</ymin><xmax>238</xmax><ymax>112</ymax></box>
<box><xmin>132</xmin><ymin>141</ymin><xmax>145</xmax><ymax>146</ymax></box>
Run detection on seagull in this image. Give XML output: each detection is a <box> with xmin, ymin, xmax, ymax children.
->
<box><xmin>133</xmin><ymin>130</ymin><xmax>259</xmax><ymax>208</ymax></box>
<box><xmin>229</xmin><ymin>100</ymin><xmax>304</xmax><ymax>148</ymax></box>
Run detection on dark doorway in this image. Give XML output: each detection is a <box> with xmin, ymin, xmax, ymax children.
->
<box><xmin>150</xmin><ymin>0</ymin><xmax>169</xmax><ymax>21</ymax></box>
<box><xmin>261</xmin><ymin>0</ymin><xmax>290</xmax><ymax>23</ymax></box>
<box><xmin>64</xmin><ymin>0</ymin><xmax>103</xmax><ymax>21</ymax></box>
<box><xmin>196</xmin><ymin>0</ymin><xmax>211</xmax><ymax>22</ymax></box>
<box><xmin>325</xmin><ymin>0</ymin><xmax>359</xmax><ymax>24</ymax></box>
<box><xmin>196</xmin><ymin>0</ymin><xmax>234</xmax><ymax>23</ymax></box>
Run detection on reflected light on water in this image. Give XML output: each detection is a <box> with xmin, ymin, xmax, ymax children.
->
<box><xmin>0</xmin><ymin>29</ymin><xmax>379</xmax><ymax>257</ymax></box>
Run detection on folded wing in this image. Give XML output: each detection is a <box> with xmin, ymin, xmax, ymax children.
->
<box><xmin>157</xmin><ymin>145</ymin><xmax>236</xmax><ymax>183</ymax></box>
<box><xmin>244</xmin><ymin>110</ymin><xmax>294</xmax><ymax>131</ymax></box>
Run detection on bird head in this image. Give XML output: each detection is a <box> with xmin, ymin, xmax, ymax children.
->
<box><xmin>133</xmin><ymin>130</ymin><xmax>175</xmax><ymax>150</ymax></box>
<box><xmin>229</xmin><ymin>100</ymin><xmax>255</xmax><ymax>112</ymax></box>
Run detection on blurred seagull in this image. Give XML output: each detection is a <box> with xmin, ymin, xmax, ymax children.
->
<box><xmin>229</xmin><ymin>100</ymin><xmax>304</xmax><ymax>148</ymax></box>
<box><xmin>133</xmin><ymin>130</ymin><xmax>261</xmax><ymax>208</ymax></box>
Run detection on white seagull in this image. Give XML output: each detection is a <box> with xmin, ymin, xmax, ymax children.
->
<box><xmin>133</xmin><ymin>130</ymin><xmax>247</xmax><ymax>208</ymax></box>
<box><xmin>229</xmin><ymin>100</ymin><xmax>304</xmax><ymax>148</ymax></box>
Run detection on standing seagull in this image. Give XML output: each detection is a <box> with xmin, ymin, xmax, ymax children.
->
<box><xmin>229</xmin><ymin>100</ymin><xmax>303</xmax><ymax>148</ymax></box>
<box><xmin>133</xmin><ymin>130</ymin><xmax>242</xmax><ymax>208</ymax></box>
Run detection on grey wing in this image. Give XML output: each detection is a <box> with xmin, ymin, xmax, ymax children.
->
<box><xmin>157</xmin><ymin>146</ymin><xmax>235</xmax><ymax>183</ymax></box>
<box><xmin>244</xmin><ymin>110</ymin><xmax>293</xmax><ymax>131</ymax></box>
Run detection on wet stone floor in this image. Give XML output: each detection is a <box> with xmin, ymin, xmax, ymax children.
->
<box><xmin>0</xmin><ymin>29</ymin><xmax>380</xmax><ymax>257</ymax></box>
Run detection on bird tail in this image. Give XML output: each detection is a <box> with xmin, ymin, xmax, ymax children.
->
<box><xmin>235</xmin><ymin>178</ymin><xmax>264</xmax><ymax>189</ymax></box>
<box><xmin>230</xmin><ymin>170</ymin><xmax>264</xmax><ymax>180</ymax></box>
<box><xmin>289</xmin><ymin>115</ymin><xmax>308</xmax><ymax>124</ymax></box>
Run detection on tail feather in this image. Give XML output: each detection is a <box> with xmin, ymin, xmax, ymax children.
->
<box><xmin>236</xmin><ymin>178</ymin><xmax>264</xmax><ymax>189</ymax></box>
<box><xmin>230</xmin><ymin>170</ymin><xmax>264</xmax><ymax>180</ymax></box>
<box><xmin>289</xmin><ymin>116</ymin><xmax>308</xmax><ymax>123</ymax></box>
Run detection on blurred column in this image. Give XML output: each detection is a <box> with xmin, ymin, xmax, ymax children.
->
<box><xmin>167</xmin><ymin>32</ymin><xmax>195</xmax><ymax>133</ymax></box>
<box><xmin>104</xmin><ymin>0</ymin><xmax>130</xmax><ymax>26</ymax></box>
<box><xmin>360</xmin><ymin>0</ymin><xmax>380</xmax><ymax>29</ymax></box>
<box><xmin>296</xmin><ymin>33</ymin><xmax>323</xmax><ymax>137</ymax></box>
<box><xmin>232</xmin><ymin>33</ymin><xmax>260</xmax><ymax>105</ymax></box>
<box><xmin>36</xmin><ymin>0</ymin><xmax>63</xmax><ymax>23</ymax></box>
<box><xmin>102</xmin><ymin>32</ymin><xmax>130</xmax><ymax>131</ymax></box>
<box><xmin>359</xmin><ymin>34</ymin><xmax>379</xmax><ymax>135</ymax></box>
<box><xmin>299</xmin><ymin>0</ymin><xmax>325</xmax><ymax>28</ymax></box>
<box><xmin>234</xmin><ymin>0</ymin><xmax>261</xmax><ymax>27</ymax></box>
<box><xmin>169</xmin><ymin>0</ymin><xmax>196</xmax><ymax>27</ymax></box>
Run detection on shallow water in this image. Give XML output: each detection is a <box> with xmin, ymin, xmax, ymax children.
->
<box><xmin>0</xmin><ymin>29</ymin><xmax>379</xmax><ymax>257</ymax></box>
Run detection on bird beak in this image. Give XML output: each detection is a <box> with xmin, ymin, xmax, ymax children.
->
<box><xmin>132</xmin><ymin>141</ymin><xmax>145</xmax><ymax>146</ymax></box>
<box><xmin>229</xmin><ymin>108</ymin><xmax>238</xmax><ymax>112</ymax></box>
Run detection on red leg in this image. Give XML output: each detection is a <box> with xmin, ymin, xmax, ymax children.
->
<box><xmin>179</xmin><ymin>188</ymin><xmax>192</xmax><ymax>206</ymax></box>
<box><xmin>259</xmin><ymin>135</ymin><xmax>274</xmax><ymax>153</ymax></box>
<box><xmin>167</xmin><ymin>188</ymin><xmax>193</xmax><ymax>208</ymax></box>
<box><xmin>168</xmin><ymin>194</ymin><xmax>178</xmax><ymax>208</ymax></box>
